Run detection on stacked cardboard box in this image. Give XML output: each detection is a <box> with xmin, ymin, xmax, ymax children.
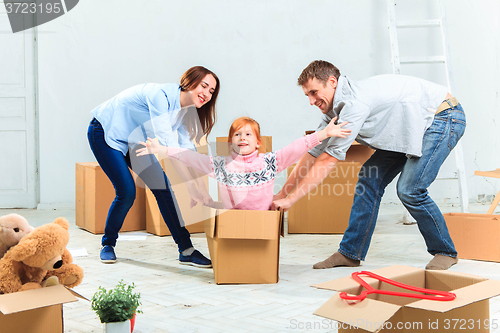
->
<box><xmin>145</xmin><ymin>158</ymin><xmax>207</xmax><ymax>236</ymax></box>
<box><xmin>0</xmin><ymin>285</ymin><xmax>86</xmax><ymax>333</ymax></box>
<box><xmin>145</xmin><ymin>137</ymin><xmax>209</xmax><ymax>236</ymax></box>
<box><xmin>75</xmin><ymin>162</ymin><xmax>146</xmax><ymax>234</ymax></box>
<box><xmin>287</xmin><ymin>162</ymin><xmax>361</xmax><ymax>234</ymax></box>
<box><xmin>286</xmin><ymin>141</ymin><xmax>373</xmax><ymax>234</ymax></box>
<box><xmin>445</xmin><ymin>212</ymin><xmax>500</xmax><ymax>262</ymax></box>
<box><xmin>313</xmin><ymin>265</ymin><xmax>500</xmax><ymax>332</ymax></box>
<box><xmin>202</xmin><ymin>203</ymin><xmax>284</xmax><ymax>284</ymax></box>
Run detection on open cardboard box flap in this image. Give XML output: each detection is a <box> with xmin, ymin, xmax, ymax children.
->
<box><xmin>0</xmin><ymin>285</ymin><xmax>86</xmax><ymax>315</ymax></box>
<box><xmin>203</xmin><ymin>204</ymin><xmax>284</xmax><ymax>240</ymax></box>
<box><xmin>404</xmin><ymin>269</ymin><xmax>500</xmax><ymax>312</ymax></box>
<box><xmin>407</xmin><ymin>278</ymin><xmax>500</xmax><ymax>312</ymax></box>
<box><xmin>446</xmin><ymin>212</ymin><xmax>500</xmax><ymax>220</ymax></box>
<box><xmin>314</xmin><ymin>293</ymin><xmax>402</xmax><ymax>333</ymax></box>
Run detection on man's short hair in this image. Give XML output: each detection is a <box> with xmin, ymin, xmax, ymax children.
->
<box><xmin>297</xmin><ymin>60</ymin><xmax>341</xmax><ymax>86</ymax></box>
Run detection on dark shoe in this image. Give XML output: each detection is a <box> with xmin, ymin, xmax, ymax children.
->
<box><xmin>100</xmin><ymin>245</ymin><xmax>117</xmax><ymax>263</ymax></box>
<box><xmin>179</xmin><ymin>250</ymin><xmax>212</xmax><ymax>268</ymax></box>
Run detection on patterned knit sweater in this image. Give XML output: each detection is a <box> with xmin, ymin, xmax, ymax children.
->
<box><xmin>166</xmin><ymin>133</ymin><xmax>321</xmax><ymax>210</ymax></box>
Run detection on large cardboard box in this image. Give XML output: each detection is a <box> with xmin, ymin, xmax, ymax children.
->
<box><xmin>202</xmin><ymin>203</ymin><xmax>284</xmax><ymax>284</ymax></box>
<box><xmin>286</xmin><ymin>140</ymin><xmax>373</xmax><ymax>234</ymax></box>
<box><xmin>145</xmin><ymin>158</ymin><xmax>207</xmax><ymax>236</ymax></box>
<box><xmin>313</xmin><ymin>265</ymin><xmax>500</xmax><ymax>332</ymax></box>
<box><xmin>216</xmin><ymin>136</ymin><xmax>272</xmax><ymax>156</ymax></box>
<box><xmin>445</xmin><ymin>213</ymin><xmax>500</xmax><ymax>262</ymax></box>
<box><xmin>287</xmin><ymin>162</ymin><xmax>361</xmax><ymax>234</ymax></box>
<box><xmin>0</xmin><ymin>285</ymin><xmax>85</xmax><ymax>333</ymax></box>
<box><xmin>346</xmin><ymin>141</ymin><xmax>375</xmax><ymax>164</ymax></box>
<box><xmin>145</xmin><ymin>137</ymin><xmax>209</xmax><ymax>236</ymax></box>
<box><xmin>75</xmin><ymin>162</ymin><xmax>146</xmax><ymax>234</ymax></box>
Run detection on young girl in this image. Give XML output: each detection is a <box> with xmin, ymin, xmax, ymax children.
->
<box><xmin>137</xmin><ymin>116</ymin><xmax>350</xmax><ymax>210</ymax></box>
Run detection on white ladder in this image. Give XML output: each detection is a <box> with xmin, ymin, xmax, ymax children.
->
<box><xmin>386</xmin><ymin>0</ymin><xmax>469</xmax><ymax>224</ymax></box>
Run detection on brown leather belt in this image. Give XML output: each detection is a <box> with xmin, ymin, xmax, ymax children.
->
<box><xmin>435</xmin><ymin>97</ymin><xmax>459</xmax><ymax>115</ymax></box>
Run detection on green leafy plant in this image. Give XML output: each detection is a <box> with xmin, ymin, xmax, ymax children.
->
<box><xmin>91</xmin><ymin>280</ymin><xmax>143</xmax><ymax>323</ymax></box>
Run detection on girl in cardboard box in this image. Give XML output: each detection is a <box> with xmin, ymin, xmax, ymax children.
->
<box><xmin>136</xmin><ymin>116</ymin><xmax>350</xmax><ymax>210</ymax></box>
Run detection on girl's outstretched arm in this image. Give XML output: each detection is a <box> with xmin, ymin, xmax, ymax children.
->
<box><xmin>137</xmin><ymin>137</ymin><xmax>214</xmax><ymax>177</ymax></box>
<box><xmin>274</xmin><ymin>117</ymin><xmax>350</xmax><ymax>174</ymax></box>
<box><xmin>316</xmin><ymin>116</ymin><xmax>351</xmax><ymax>142</ymax></box>
<box><xmin>137</xmin><ymin>137</ymin><xmax>168</xmax><ymax>156</ymax></box>
<box><xmin>136</xmin><ymin>138</ymin><xmax>214</xmax><ymax>207</ymax></box>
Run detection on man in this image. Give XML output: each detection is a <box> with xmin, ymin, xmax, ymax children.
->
<box><xmin>272</xmin><ymin>60</ymin><xmax>466</xmax><ymax>270</ymax></box>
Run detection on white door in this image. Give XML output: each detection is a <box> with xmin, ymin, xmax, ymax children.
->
<box><xmin>0</xmin><ymin>3</ymin><xmax>37</xmax><ymax>208</ymax></box>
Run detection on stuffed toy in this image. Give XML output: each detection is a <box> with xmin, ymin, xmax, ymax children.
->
<box><xmin>0</xmin><ymin>217</ymin><xmax>84</xmax><ymax>294</ymax></box>
<box><xmin>0</xmin><ymin>213</ymin><xmax>34</xmax><ymax>258</ymax></box>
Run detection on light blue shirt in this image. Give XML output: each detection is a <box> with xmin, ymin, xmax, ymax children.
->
<box><xmin>91</xmin><ymin>83</ymin><xmax>196</xmax><ymax>156</ymax></box>
<box><xmin>309</xmin><ymin>75</ymin><xmax>449</xmax><ymax>160</ymax></box>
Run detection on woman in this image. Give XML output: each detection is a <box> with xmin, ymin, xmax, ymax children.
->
<box><xmin>87</xmin><ymin>66</ymin><xmax>219</xmax><ymax>267</ymax></box>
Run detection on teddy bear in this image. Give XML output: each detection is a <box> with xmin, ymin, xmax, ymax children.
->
<box><xmin>0</xmin><ymin>217</ymin><xmax>84</xmax><ymax>294</ymax></box>
<box><xmin>0</xmin><ymin>213</ymin><xmax>34</xmax><ymax>258</ymax></box>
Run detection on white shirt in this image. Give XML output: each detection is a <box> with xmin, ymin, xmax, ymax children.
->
<box><xmin>91</xmin><ymin>83</ymin><xmax>196</xmax><ymax>156</ymax></box>
<box><xmin>309</xmin><ymin>75</ymin><xmax>449</xmax><ymax>160</ymax></box>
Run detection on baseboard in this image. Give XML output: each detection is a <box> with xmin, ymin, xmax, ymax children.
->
<box><xmin>37</xmin><ymin>202</ymin><xmax>75</xmax><ymax>210</ymax></box>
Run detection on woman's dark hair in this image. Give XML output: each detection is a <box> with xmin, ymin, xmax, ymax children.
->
<box><xmin>180</xmin><ymin>66</ymin><xmax>220</xmax><ymax>144</ymax></box>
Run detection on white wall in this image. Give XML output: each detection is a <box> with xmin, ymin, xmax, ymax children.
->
<box><xmin>36</xmin><ymin>0</ymin><xmax>500</xmax><ymax>207</ymax></box>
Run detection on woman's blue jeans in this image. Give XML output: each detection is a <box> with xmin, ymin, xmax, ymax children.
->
<box><xmin>339</xmin><ymin>104</ymin><xmax>466</xmax><ymax>261</ymax></box>
<box><xmin>87</xmin><ymin>118</ymin><xmax>193</xmax><ymax>252</ymax></box>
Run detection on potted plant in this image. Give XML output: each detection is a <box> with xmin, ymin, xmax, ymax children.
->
<box><xmin>91</xmin><ymin>280</ymin><xmax>143</xmax><ymax>333</ymax></box>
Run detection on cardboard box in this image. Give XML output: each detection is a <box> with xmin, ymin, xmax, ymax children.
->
<box><xmin>75</xmin><ymin>162</ymin><xmax>146</xmax><ymax>234</ymax></box>
<box><xmin>445</xmin><ymin>213</ymin><xmax>500</xmax><ymax>262</ymax></box>
<box><xmin>146</xmin><ymin>137</ymin><xmax>209</xmax><ymax>236</ymax></box>
<box><xmin>313</xmin><ymin>265</ymin><xmax>500</xmax><ymax>332</ymax></box>
<box><xmin>287</xmin><ymin>162</ymin><xmax>361</xmax><ymax>234</ymax></box>
<box><xmin>0</xmin><ymin>285</ymin><xmax>85</xmax><ymax>333</ymax></box>
<box><xmin>346</xmin><ymin>141</ymin><xmax>374</xmax><ymax>164</ymax></box>
<box><xmin>286</xmin><ymin>139</ymin><xmax>373</xmax><ymax>234</ymax></box>
<box><xmin>216</xmin><ymin>136</ymin><xmax>272</xmax><ymax>156</ymax></box>
<box><xmin>145</xmin><ymin>158</ymin><xmax>207</xmax><ymax>236</ymax></box>
<box><xmin>202</xmin><ymin>203</ymin><xmax>284</xmax><ymax>284</ymax></box>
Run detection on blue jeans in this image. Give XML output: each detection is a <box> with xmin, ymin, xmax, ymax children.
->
<box><xmin>87</xmin><ymin>118</ymin><xmax>193</xmax><ymax>252</ymax></box>
<box><xmin>339</xmin><ymin>104</ymin><xmax>466</xmax><ymax>260</ymax></box>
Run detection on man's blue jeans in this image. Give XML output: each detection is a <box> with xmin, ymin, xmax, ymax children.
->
<box><xmin>339</xmin><ymin>104</ymin><xmax>466</xmax><ymax>261</ymax></box>
<box><xmin>87</xmin><ymin>118</ymin><xmax>193</xmax><ymax>252</ymax></box>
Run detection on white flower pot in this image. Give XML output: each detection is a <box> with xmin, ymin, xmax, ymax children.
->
<box><xmin>103</xmin><ymin>320</ymin><xmax>131</xmax><ymax>333</ymax></box>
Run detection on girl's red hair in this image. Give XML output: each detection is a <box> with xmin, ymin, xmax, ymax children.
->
<box><xmin>228</xmin><ymin>117</ymin><xmax>262</xmax><ymax>144</ymax></box>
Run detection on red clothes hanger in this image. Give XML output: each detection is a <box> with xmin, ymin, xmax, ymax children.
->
<box><xmin>339</xmin><ymin>271</ymin><xmax>456</xmax><ymax>302</ymax></box>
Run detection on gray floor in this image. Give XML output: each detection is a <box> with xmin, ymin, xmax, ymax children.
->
<box><xmin>1</xmin><ymin>203</ymin><xmax>499</xmax><ymax>333</ymax></box>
